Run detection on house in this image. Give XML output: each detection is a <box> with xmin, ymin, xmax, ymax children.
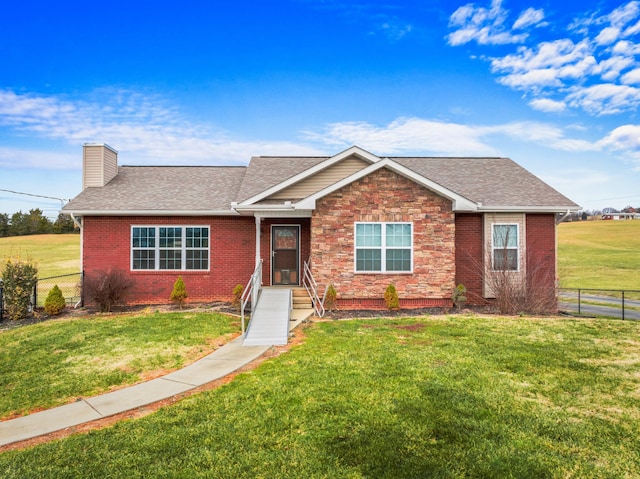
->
<box><xmin>62</xmin><ymin>143</ymin><xmax>579</xmax><ymax>311</ymax></box>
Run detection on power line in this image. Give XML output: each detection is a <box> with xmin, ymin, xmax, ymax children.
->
<box><xmin>0</xmin><ymin>189</ymin><xmax>68</xmax><ymax>208</ymax></box>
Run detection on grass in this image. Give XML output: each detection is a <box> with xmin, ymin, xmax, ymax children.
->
<box><xmin>0</xmin><ymin>234</ymin><xmax>80</xmax><ymax>278</ymax></box>
<box><xmin>0</xmin><ymin>310</ymin><xmax>240</xmax><ymax>420</ymax></box>
<box><xmin>558</xmin><ymin>220</ymin><xmax>640</xmax><ymax>291</ymax></box>
<box><xmin>1</xmin><ymin>315</ymin><xmax>638</xmax><ymax>478</ymax></box>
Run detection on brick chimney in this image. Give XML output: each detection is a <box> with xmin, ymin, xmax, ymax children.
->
<box><xmin>82</xmin><ymin>143</ymin><xmax>118</xmax><ymax>189</ymax></box>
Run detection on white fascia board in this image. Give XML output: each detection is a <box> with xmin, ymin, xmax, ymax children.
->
<box><xmin>477</xmin><ymin>205</ymin><xmax>581</xmax><ymax>213</ymax></box>
<box><xmin>238</xmin><ymin>145</ymin><xmax>381</xmax><ymax>206</ymax></box>
<box><xmin>296</xmin><ymin>158</ymin><xmax>477</xmax><ymax>211</ymax></box>
<box><xmin>61</xmin><ymin>209</ymin><xmax>239</xmax><ymax>216</ymax></box>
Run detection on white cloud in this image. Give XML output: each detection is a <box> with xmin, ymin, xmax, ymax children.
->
<box><xmin>529</xmin><ymin>98</ymin><xmax>567</xmax><ymax>112</ymax></box>
<box><xmin>598</xmin><ymin>124</ymin><xmax>640</xmax><ymax>150</ymax></box>
<box><xmin>0</xmin><ymin>89</ymin><xmax>323</xmax><ymax>168</ymax></box>
<box><xmin>621</xmin><ymin>68</ymin><xmax>640</xmax><ymax>84</ymax></box>
<box><xmin>378</xmin><ymin>20</ymin><xmax>413</xmax><ymax>40</ymax></box>
<box><xmin>304</xmin><ymin>117</ymin><xmax>603</xmax><ymax>157</ymax></box>
<box><xmin>490</xmin><ymin>39</ymin><xmax>595</xmax><ymax>91</ymax></box>
<box><xmin>595</xmin><ymin>26</ymin><xmax>621</xmax><ymax>46</ymax></box>
<box><xmin>303</xmin><ymin>117</ymin><xmax>500</xmax><ymax>156</ymax></box>
<box><xmin>594</xmin><ymin>55</ymin><xmax>635</xmax><ymax>81</ymax></box>
<box><xmin>609</xmin><ymin>1</ymin><xmax>640</xmax><ymax>28</ymax></box>
<box><xmin>567</xmin><ymin>84</ymin><xmax>640</xmax><ymax>115</ymax></box>
<box><xmin>449</xmin><ymin>1</ymin><xmax>640</xmax><ymax>116</ymax></box>
<box><xmin>513</xmin><ymin>8</ymin><xmax>545</xmax><ymax>30</ymax></box>
<box><xmin>447</xmin><ymin>0</ymin><xmax>529</xmax><ymax>46</ymax></box>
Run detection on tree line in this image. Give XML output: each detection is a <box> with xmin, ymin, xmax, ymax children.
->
<box><xmin>0</xmin><ymin>209</ymin><xmax>77</xmax><ymax>237</ymax></box>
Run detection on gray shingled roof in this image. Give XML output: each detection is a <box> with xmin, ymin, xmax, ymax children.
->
<box><xmin>236</xmin><ymin>156</ymin><xmax>327</xmax><ymax>202</ymax></box>
<box><xmin>63</xmin><ymin>166</ymin><xmax>246</xmax><ymax>212</ymax></box>
<box><xmin>63</xmin><ymin>154</ymin><xmax>578</xmax><ymax>214</ymax></box>
<box><xmin>392</xmin><ymin>157</ymin><xmax>577</xmax><ymax>208</ymax></box>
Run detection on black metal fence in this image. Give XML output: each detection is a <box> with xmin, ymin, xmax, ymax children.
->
<box><xmin>558</xmin><ymin>288</ymin><xmax>640</xmax><ymax>321</ymax></box>
<box><xmin>0</xmin><ymin>272</ymin><xmax>83</xmax><ymax>321</ymax></box>
<box><xmin>35</xmin><ymin>273</ymin><xmax>83</xmax><ymax>308</ymax></box>
<box><xmin>0</xmin><ymin>281</ymin><xmax>4</xmax><ymax>321</ymax></box>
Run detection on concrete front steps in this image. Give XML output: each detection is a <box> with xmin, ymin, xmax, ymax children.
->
<box><xmin>292</xmin><ymin>287</ymin><xmax>312</xmax><ymax>310</ymax></box>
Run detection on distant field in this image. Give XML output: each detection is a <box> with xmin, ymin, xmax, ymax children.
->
<box><xmin>0</xmin><ymin>234</ymin><xmax>80</xmax><ymax>278</ymax></box>
<box><xmin>558</xmin><ymin>220</ymin><xmax>640</xmax><ymax>290</ymax></box>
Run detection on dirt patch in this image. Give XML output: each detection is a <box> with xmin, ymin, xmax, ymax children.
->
<box><xmin>392</xmin><ymin>323</ymin><xmax>426</xmax><ymax>331</ymax></box>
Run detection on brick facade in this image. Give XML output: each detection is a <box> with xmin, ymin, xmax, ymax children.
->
<box><xmin>82</xmin><ymin>216</ymin><xmax>256</xmax><ymax>305</ymax></box>
<box><xmin>526</xmin><ymin>213</ymin><xmax>558</xmax><ymax>310</ymax></box>
<box><xmin>454</xmin><ymin>213</ymin><xmax>486</xmax><ymax>305</ymax></box>
<box><xmin>81</xmin><ymin>194</ymin><xmax>558</xmax><ymax>311</ymax></box>
<box><xmin>310</xmin><ymin>168</ymin><xmax>456</xmax><ymax>309</ymax></box>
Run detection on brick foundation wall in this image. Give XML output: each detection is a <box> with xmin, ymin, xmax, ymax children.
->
<box><xmin>454</xmin><ymin>213</ymin><xmax>486</xmax><ymax>305</ymax></box>
<box><xmin>82</xmin><ymin>216</ymin><xmax>256</xmax><ymax>305</ymax></box>
<box><xmin>311</xmin><ymin>168</ymin><xmax>456</xmax><ymax>309</ymax></box>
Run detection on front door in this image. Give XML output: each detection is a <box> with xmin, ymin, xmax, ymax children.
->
<box><xmin>272</xmin><ymin>225</ymin><xmax>300</xmax><ymax>285</ymax></box>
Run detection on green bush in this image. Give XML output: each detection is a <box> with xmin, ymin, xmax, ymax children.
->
<box><xmin>44</xmin><ymin>284</ymin><xmax>66</xmax><ymax>315</ymax></box>
<box><xmin>325</xmin><ymin>283</ymin><xmax>337</xmax><ymax>311</ymax></box>
<box><xmin>384</xmin><ymin>283</ymin><xmax>400</xmax><ymax>310</ymax></box>
<box><xmin>170</xmin><ymin>276</ymin><xmax>188</xmax><ymax>309</ymax></box>
<box><xmin>231</xmin><ymin>284</ymin><xmax>244</xmax><ymax>311</ymax></box>
<box><xmin>1</xmin><ymin>257</ymin><xmax>38</xmax><ymax>320</ymax></box>
<box><xmin>452</xmin><ymin>284</ymin><xmax>467</xmax><ymax>309</ymax></box>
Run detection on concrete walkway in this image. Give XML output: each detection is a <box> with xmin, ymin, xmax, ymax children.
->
<box><xmin>0</xmin><ymin>309</ymin><xmax>313</xmax><ymax>448</ymax></box>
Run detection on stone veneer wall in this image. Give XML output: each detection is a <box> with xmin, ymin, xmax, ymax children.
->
<box><xmin>311</xmin><ymin>168</ymin><xmax>455</xmax><ymax>309</ymax></box>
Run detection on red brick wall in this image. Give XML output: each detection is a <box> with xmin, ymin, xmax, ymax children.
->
<box><xmin>526</xmin><ymin>214</ymin><xmax>558</xmax><ymax>309</ymax></box>
<box><xmin>310</xmin><ymin>168</ymin><xmax>455</xmax><ymax>309</ymax></box>
<box><xmin>82</xmin><ymin>216</ymin><xmax>256</xmax><ymax>305</ymax></box>
<box><xmin>454</xmin><ymin>213</ymin><xmax>486</xmax><ymax>305</ymax></box>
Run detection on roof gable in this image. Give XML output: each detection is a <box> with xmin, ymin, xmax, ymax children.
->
<box><xmin>238</xmin><ymin>146</ymin><xmax>380</xmax><ymax>206</ymax></box>
<box><xmin>296</xmin><ymin>158</ymin><xmax>477</xmax><ymax>211</ymax></box>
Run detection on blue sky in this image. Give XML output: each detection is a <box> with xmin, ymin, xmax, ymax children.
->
<box><xmin>1</xmin><ymin>0</ymin><xmax>639</xmax><ymax>218</ymax></box>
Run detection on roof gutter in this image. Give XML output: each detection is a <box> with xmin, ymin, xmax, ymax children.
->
<box><xmin>477</xmin><ymin>205</ymin><xmax>580</xmax><ymax>214</ymax></box>
<box><xmin>62</xmin><ymin>209</ymin><xmax>239</xmax><ymax>216</ymax></box>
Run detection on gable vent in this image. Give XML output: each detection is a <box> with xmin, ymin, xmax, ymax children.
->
<box><xmin>82</xmin><ymin>143</ymin><xmax>118</xmax><ymax>189</ymax></box>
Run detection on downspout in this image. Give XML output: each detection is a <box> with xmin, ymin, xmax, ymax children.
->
<box><xmin>70</xmin><ymin>214</ymin><xmax>83</xmax><ymax>308</ymax></box>
<box><xmin>255</xmin><ymin>216</ymin><xmax>261</xmax><ymax>268</ymax></box>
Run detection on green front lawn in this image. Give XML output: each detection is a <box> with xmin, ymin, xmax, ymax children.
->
<box><xmin>0</xmin><ymin>311</ymin><xmax>240</xmax><ymax>419</ymax></box>
<box><xmin>1</xmin><ymin>315</ymin><xmax>638</xmax><ymax>478</ymax></box>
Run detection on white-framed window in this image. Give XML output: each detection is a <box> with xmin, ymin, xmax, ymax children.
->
<box><xmin>492</xmin><ymin>223</ymin><xmax>519</xmax><ymax>271</ymax></box>
<box><xmin>355</xmin><ymin>222</ymin><xmax>412</xmax><ymax>273</ymax></box>
<box><xmin>131</xmin><ymin>226</ymin><xmax>209</xmax><ymax>271</ymax></box>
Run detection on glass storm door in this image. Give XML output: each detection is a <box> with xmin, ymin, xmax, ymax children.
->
<box><xmin>272</xmin><ymin>225</ymin><xmax>300</xmax><ymax>285</ymax></box>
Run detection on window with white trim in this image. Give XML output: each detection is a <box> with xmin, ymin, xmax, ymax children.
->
<box><xmin>492</xmin><ymin>223</ymin><xmax>519</xmax><ymax>271</ymax></box>
<box><xmin>355</xmin><ymin>222</ymin><xmax>412</xmax><ymax>272</ymax></box>
<box><xmin>132</xmin><ymin>226</ymin><xmax>209</xmax><ymax>271</ymax></box>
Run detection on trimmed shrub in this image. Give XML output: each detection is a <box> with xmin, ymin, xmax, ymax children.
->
<box><xmin>83</xmin><ymin>268</ymin><xmax>135</xmax><ymax>313</ymax></box>
<box><xmin>452</xmin><ymin>284</ymin><xmax>467</xmax><ymax>309</ymax></box>
<box><xmin>170</xmin><ymin>276</ymin><xmax>188</xmax><ymax>309</ymax></box>
<box><xmin>231</xmin><ymin>284</ymin><xmax>244</xmax><ymax>311</ymax></box>
<box><xmin>1</xmin><ymin>257</ymin><xmax>38</xmax><ymax>320</ymax></box>
<box><xmin>324</xmin><ymin>283</ymin><xmax>337</xmax><ymax>312</ymax></box>
<box><xmin>384</xmin><ymin>284</ymin><xmax>400</xmax><ymax>310</ymax></box>
<box><xmin>44</xmin><ymin>284</ymin><xmax>66</xmax><ymax>315</ymax></box>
